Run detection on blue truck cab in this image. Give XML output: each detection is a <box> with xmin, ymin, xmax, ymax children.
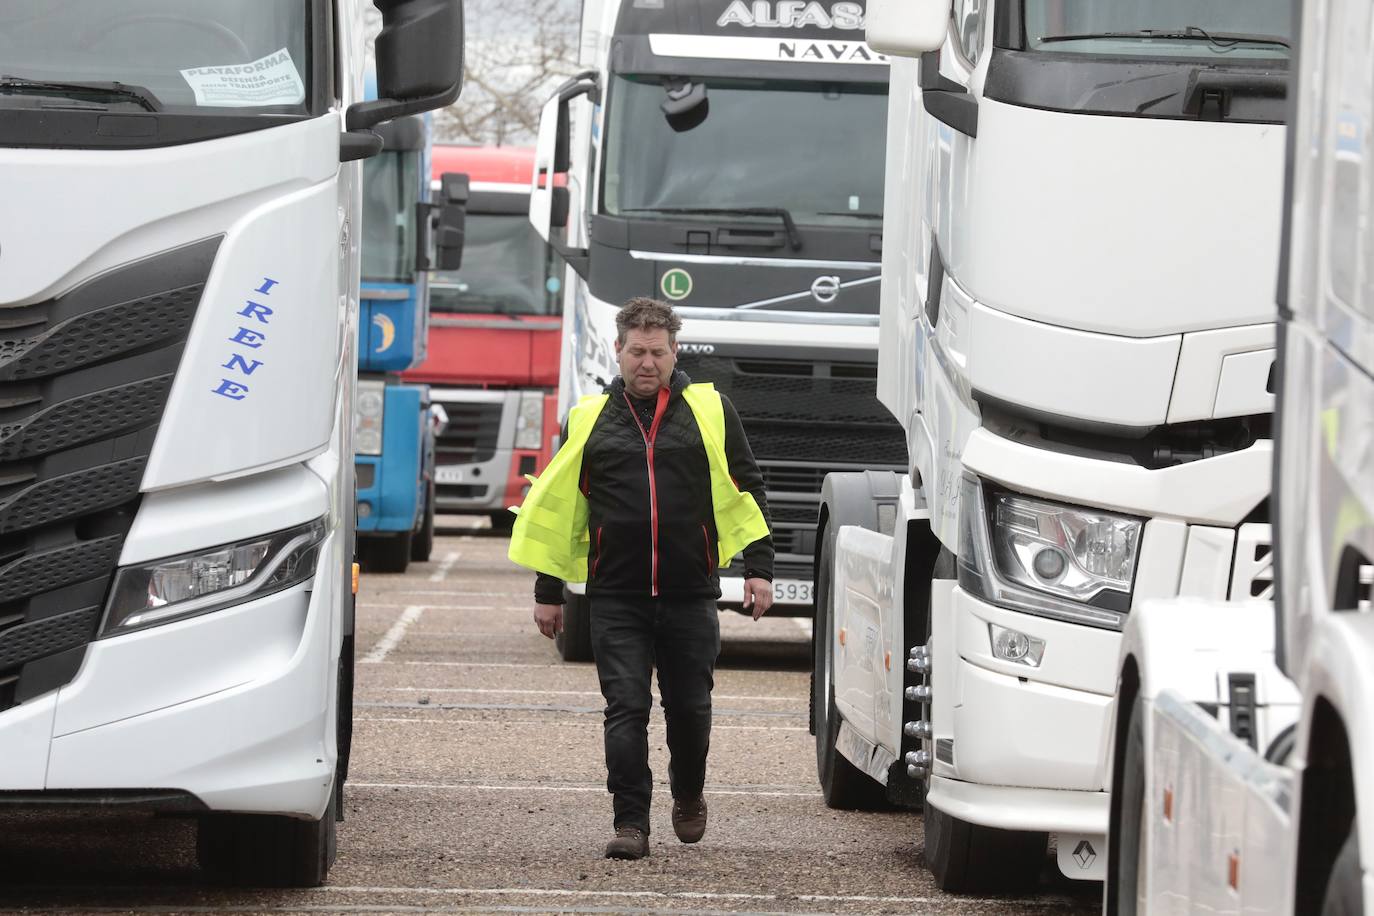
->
<box><xmin>355</xmin><ymin>84</ymin><xmax>466</xmax><ymax>573</ymax></box>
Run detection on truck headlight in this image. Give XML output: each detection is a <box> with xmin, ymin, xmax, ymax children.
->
<box><xmin>355</xmin><ymin>379</ymin><xmax>385</xmax><ymax>456</ymax></box>
<box><xmin>102</xmin><ymin>519</ymin><xmax>326</xmax><ymax>634</ymax></box>
<box><xmin>514</xmin><ymin>392</ymin><xmax>544</xmax><ymax>451</ymax></box>
<box><xmin>958</xmin><ymin>475</ymin><xmax>1141</xmax><ymax>630</ymax></box>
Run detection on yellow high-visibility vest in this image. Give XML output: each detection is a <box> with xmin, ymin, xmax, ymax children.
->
<box><xmin>507</xmin><ymin>383</ymin><xmax>770</xmax><ymax>582</ymax></box>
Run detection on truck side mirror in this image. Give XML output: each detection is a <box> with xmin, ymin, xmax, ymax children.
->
<box><xmin>866</xmin><ymin>0</ymin><xmax>950</xmax><ymax>58</ymax></box>
<box><xmin>435</xmin><ymin>172</ymin><xmax>468</xmax><ymax>271</ymax></box>
<box><xmin>347</xmin><ymin>0</ymin><xmax>464</xmax><ymax>133</ymax></box>
<box><xmin>550</xmin><ymin>187</ymin><xmax>570</xmax><ymax>231</ymax></box>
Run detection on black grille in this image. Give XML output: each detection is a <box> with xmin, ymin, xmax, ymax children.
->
<box><xmin>0</xmin><ymin>239</ymin><xmax>215</xmax><ymax>713</ymax></box>
<box><xmin>679</xmin><ymin>352</ymin><xmax>906</xmax><ymax>587</ymax></box>
<box><xmin>436</xmin><ymin>401</ymin><xmax>502</xmax><ymax>464</ymax></box>
<box><xmin>437</xmin><ymin>483</ymin><xmax>490</xmax><ymax>501</ymax></box>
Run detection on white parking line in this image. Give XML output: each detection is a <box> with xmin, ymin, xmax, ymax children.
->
<box><xmin>316</xmin><ymin>885</ymin><xmax>1068</xmax><ymax>908</ymax></box>
<box><xmin>349</xmin><ymin>781</ymin><xmax>821</xmax><ymax>798</ymax></box>
<box><xmin>427</xmin><ymin>551</ymin><xmax>461</xmax><ymax>583</ymax></box>
<box><xmin>401</xmin><ymin>660</ymin><xmax>569</xmax><ymax>669</ymax></box>
<box><xmin>389</xmin><ymin>590</ymin><xmax>516</xmax><ymax>598</ymax></box>
<box><xmin>366</xmin><ymin>686</ymin><xmax>797</xmax><ymax>702</ymax></box>
<box><xmin>362</xmin><ymin>605</ymin><xmax>425</xmax><ymax>664</ymax></box>
<box><xmin>354</xmin><ymin>715</ymin><xmax>808</xmax><ymax>732</ymax></box>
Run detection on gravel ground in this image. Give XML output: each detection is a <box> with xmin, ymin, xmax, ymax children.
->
<box><xmin>0</xmin><ymin>519</ymin><xmax>1102</xmax><ymax>915</ymax></box>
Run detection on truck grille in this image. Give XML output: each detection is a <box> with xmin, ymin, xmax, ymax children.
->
<box><xmin>436</xmin><ymin>401</ymin><xmax>502</xmax><ymax>464</ymax></box>
<box><xmin>677</xmin><ymin>353</ymin><xmax>906</xmax><ymax>465</ymax></box>
<box><xmin>678</xmin><ymin>353</ymin><xmax>906</xmax><ymax>585</ymax></box>
<box><xmin>0</xmin><ymin>239</ymin><xmax>214</xmax><ymax>713</ymax></box>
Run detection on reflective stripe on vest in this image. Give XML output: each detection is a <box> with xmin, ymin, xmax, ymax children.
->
<box><xmin>507</xmin><ymin>383</ymin><xmax>769</xmax><ymax>582</ymax></box>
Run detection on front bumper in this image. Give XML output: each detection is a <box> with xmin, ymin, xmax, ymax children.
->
<box><xmin>0</xmin><ymin>536</ymin><xmax>343</xmax><ymax>819</ymax></box>
<box><xmin>938</xmin><ymin>585</ymin><xmax>1118</xmax><ymax>794</ymax></box>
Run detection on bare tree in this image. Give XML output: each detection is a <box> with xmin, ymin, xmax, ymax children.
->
<box><xmin>364</xmin><ymin>0</ymin><xmax>579</xmax><ymax>147</ymax></box>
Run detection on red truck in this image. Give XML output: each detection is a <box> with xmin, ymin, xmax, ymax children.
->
<box><xmin>404</xmin><ymin>146</ymin><xmax>562</xmax><ymax>527</ymax></box>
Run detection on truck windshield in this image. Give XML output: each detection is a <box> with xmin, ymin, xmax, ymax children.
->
<box><xmin>0</xmin><ymin>1</ymin><xmax>312</xmax><ymax>114</ymax></box>
<box><xmin>430</xmin><ymin>213</ymin><xmax>558</xmax><ymax>316</ymax></box>
<box><xmin>362</xmin><ymin>150</ymin><xmax>420</xmax><ymax>285</ymax></box>
<box><xmin>602</xmin><ymin>75</ymin><xmax>886</xmax><ymax>227</ymax></box>
<box><xmin>1023</xmin><ymin>0</ymin><xmax>1292</xmax><ymax>59</ymax></box>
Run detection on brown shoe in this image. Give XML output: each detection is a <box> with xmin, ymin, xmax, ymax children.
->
<box><xmin>672</xmin><ymin>796</ymin><xmax>708</xmax><ymax>843</ymax></box>
<box><xmin>604</xmin><ymin>825</ymin><xmax>649</xmax><ymax>860</ymax></box>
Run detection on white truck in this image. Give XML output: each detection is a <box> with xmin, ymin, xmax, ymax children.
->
<box><xmin>0</xmin><ymin>0</ymin><xmax>463</xmax><ymax>887</ymax></box>
<box><xmin>526</xmin><ymin>0</ymin><xmax>908</xmax><ymax>660</ymax></box>
<box><xmin>812</xmin><ymin>0</ymin><xmax>1290</xmax><ymax>893</ymax></box>
<box><xmin>1106</xmin><ymin>0</ymin><xmax>1373</xmax><ymax>911</ymax></box>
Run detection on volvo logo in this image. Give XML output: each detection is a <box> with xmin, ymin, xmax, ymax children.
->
<box><xmin>811</xmin><ymin>275</ymin><xmax>841</xmax><ymax>304</ymax></box>
<box><xmin>678</xmin><ymin>343</ymin><xmax>716</xmax><ymax>355</ymax></box>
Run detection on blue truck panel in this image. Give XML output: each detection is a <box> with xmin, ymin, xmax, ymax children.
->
<box><xmin>360</xmin><ymin>285</ymin><xmax>422</xmax><ymax>373</ymax></box>
<box><xmin>356</xmin><ymin>383</ymin><xmax>426</xmax><ymax>533</ymax></box>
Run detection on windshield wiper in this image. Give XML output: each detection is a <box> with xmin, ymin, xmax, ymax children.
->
<box><xmin>1038</xmin><ymin>27</ymin><xmax>1289</xmax><ymax>50</ymax></box>
<box><xmin>0</xmin><ymin>77</ymin><xmax>162</xmax><ymax>111</ymax></box>
<box><xmin>817</xmin><ymin>211</ymin><xmax>883</xmax><ymax>220</ymax></box>
<box><xmin>621</xmin><ymin>207</ymin><xmax>803</xmax><ymax>251</ymax></box>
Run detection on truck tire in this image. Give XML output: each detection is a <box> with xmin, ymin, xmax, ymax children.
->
<box><xmin>1322</xmin><ymin>827</ymin><xmax>1363</xmax><ymax>916</ymax></box>
<box><xmin>1110</xmin><ymin>692</ymin><xmax>1148</xmax><ymax>915</ymax></box>
<box><xmin>555</xmin><ymin>589</ymin><xmax>593</xmax><ymax>662</ymax></box>
<box><xmin>362</xmin><ymin>532</ymin><xmax>411</xmax><ymax>574</ymax></box>
<box><xmin>813</xmin><ymin>529</ymin><xmax>887</xmax><ymax>810</ymax></box>
<box><xmin>197</xmin><ymin>779</ymin><xmax>338</xmax><ymax>887</ymax></box>
<box><xmin>924</xmin><ymin>799</ymin><xmax>1047</xmax><ymax>894</ymax></box>
<box><xmin>411</xmin><ymin>481</ymin><xmax>435</xmax><ymax>562</ymax></box>
<box><xmin>489</xmin><ymin>511</ymin><xmax>515</xmax><ymax>533</ymax></box>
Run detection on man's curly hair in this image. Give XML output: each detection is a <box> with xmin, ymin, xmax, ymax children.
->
<box><xmin>616</xmin><ymin>297</ymin><xmax>683</xmax><ymax>345</ymax></box>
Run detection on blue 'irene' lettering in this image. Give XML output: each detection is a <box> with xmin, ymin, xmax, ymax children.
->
<box><xmin>213</xmin><ymin>276</ymin><xmax>279</xmax><ymax>401</ymax></box>
<box><xmin>212</xmin><ymin>379</ymin><xmax>250</xmax><ymax>401</ymax></box>
<box><xmin>239</xmin><ymin>301</ymin><xmax>274</xmax><ymax>323</ymax></box>
<box><xmin>230</xmin><ymin>326</ymin><xmax>267</xmax><ymax>348</ymax></box>
<box><xmin>223</xmin><ymin>354</ymin><xmax>264</xmax><ymax>375</ymax></box>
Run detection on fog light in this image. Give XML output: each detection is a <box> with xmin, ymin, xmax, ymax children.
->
<box><xmin>1033</xmin><ymin>548</ymin><xmax>1066</xmax><ymax>580</ymax></box>
<box><xmin>989</xmin><ymin>623</ymin><xmax>1045</xmax><ymax>667</ymax></box>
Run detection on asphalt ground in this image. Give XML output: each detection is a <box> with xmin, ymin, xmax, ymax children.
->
<box><xmin>0</xmin><ymin>519</ymin><xmax>1102</xmax><ymax>915</ymax></box>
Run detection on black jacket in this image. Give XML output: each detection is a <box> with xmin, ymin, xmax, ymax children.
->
<box><xmin>533</xmin><ymin>370</ymin><xmax>773</xmax><ymax>603</ymax></box>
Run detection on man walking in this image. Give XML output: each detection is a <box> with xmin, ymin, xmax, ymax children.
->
<box><xmin>508</xmin><ymin>297</ymin><xmax>774</xmax><ymax>860</ymax></box>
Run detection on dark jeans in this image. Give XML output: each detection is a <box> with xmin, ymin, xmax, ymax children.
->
<box><xmin>589</xmin><ymin>594</ymin><xmax>721</xmax><ymax>834</ymax></box>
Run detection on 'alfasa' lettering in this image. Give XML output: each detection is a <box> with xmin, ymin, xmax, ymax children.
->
<box><xmin>213</xmin><ymin>276</ymin><xmax>278</xmax><ymax>401</ymax></box>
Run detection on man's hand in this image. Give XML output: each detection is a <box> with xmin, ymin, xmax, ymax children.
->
<box><xmin>742</xmin><ymin>577</ymin><xmax>773</xmax><ymax>621</ymax></box>
<box><xmin>533</xmin><ymin>602</ymin><xmax>563</xmax><ymax>639</ymax></box>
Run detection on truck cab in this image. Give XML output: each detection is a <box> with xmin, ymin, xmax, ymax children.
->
<box><xmin>1108</xmin><ymin>0</ymin><xmax>1374</xmax><ymax>910</ymax></box>
<box><xmin>405</xmin><ymin>145</ymin><xmax>562</xmax><ymax>529</ymax></box>
<box><xmin>810</xmin><ymin>0</ymin><xmax>1290</xmax><ymax>893</ymax></box>
<box><xmin>355</xmin><ymin>103</ymin><xmax>467</xmax><ymax>573</ymax></box>
<box><xmin>529</xmin><ymin>0</ymin><xmax>908</xmax><ymax>659</ymax></box>
<box><xmin>0</xmin><ymin>0</ymin><xmax>463</xmax><ymax>887</ymax></box>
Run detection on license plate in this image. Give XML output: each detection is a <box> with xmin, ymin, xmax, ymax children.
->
<box><xmin>434</xmin><ymin>466</ymin><xmax>464</xmax><ymax>484</ymax></box>
<box><xmin>772</xmin><ymin>579</ymin><xmax>813</xmax><ymax>604</ymax></box>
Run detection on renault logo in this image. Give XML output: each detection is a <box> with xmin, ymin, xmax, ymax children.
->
<box><xmin>811</xmin><ymin>275</ymin><xmax>841</xmax><ymax>304</ymax></box>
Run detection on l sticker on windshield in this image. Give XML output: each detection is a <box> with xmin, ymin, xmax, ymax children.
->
<box><xmin>180</xmin><ymin>48</ymin><xmax>304</xmax><ymax>108</ymax></box>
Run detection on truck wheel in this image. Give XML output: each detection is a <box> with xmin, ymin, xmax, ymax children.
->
<box><xmin>198</xmin><ymin>779</ymin><xmax>338</xmax><ymax>888</ymax></box>
<box><xmin>1322</xmin><ymin>826</ymin><xmax>1362</xmax><ymax>916</ymax></box>
<box><xmin>555</xmin><ymin>590</ymin><xmax>593</xmax><ymax>662</ymax></box>
<box><xmin>411</xmin><ymin>481</ymin><xmax>435</xmax><ymax>562</ymax></box>
<box><xmin>924</xmin><ymin>800</ymin><xmax>1047</xmax><ymax>894</ymax></box>
<box><xmin>1110</xmin><ymin>692</ymin><xmax>1148</xmax><ymax>915</ymax></box>
<box><xmin>813</xmin><ymin>529</ymin><xmax>887</xmax><ymax>810</ymax></box>
<box><xmin>362</xmin><ymin>533</ymin><xmax>411</xmax><ymax>574</ymax></box>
